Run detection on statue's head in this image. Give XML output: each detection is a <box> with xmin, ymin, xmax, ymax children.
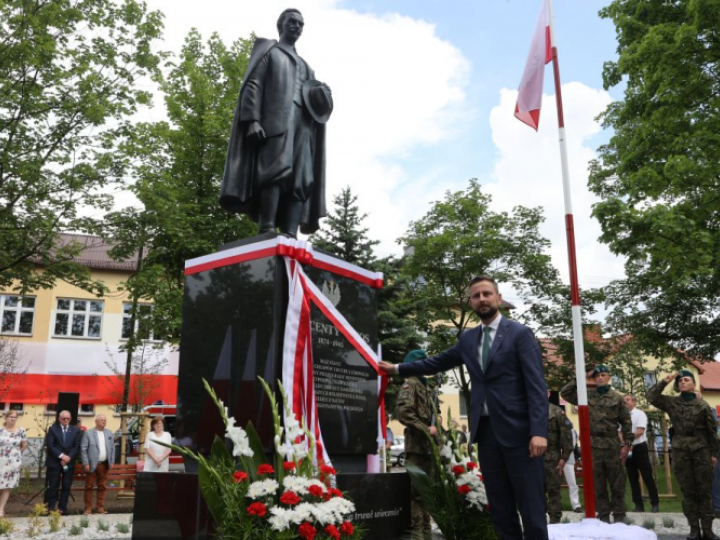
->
<box><xmin>277</xmin><ymin>8</ymin><xmax>304</xmax><ymax>43</ymax></box>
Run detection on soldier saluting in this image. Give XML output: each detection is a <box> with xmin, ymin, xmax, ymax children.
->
<box><xmin>561</xmin><ymin>364</ymin><xmax>633</xmax><ymax>523</ymax></box>
<box><xmin>648</xmin><ymin>370</ymin><xmax>720</xmax><ymax>540</ymax></box>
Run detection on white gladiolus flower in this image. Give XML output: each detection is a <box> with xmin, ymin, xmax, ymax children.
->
<box><xmin>225</xmin><ymin>425</ymin><xmax>253</xmax><ymax>457</ymax></box>
<box><xmin>440</xmin><ymin>443</ymin><xmax>453</xmax><ymax>460</ymax></box>
<box><xmin>247</xmin><ymin>479</ymin><xmax>279</xmax><ymax>499</ymax></box>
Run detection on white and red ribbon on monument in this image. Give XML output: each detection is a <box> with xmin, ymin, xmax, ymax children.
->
<box><xmin>185</xmin><ymin>239</ymin><xmax>388</xmax><ymax>467</ymax></box>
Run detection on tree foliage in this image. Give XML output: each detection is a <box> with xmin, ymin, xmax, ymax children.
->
<box><xmin>399</xmin><ymin>180</ymin><xmax>563</xmax><ymax>415</ymax></box>
<box><xmin>311</xmin><ymin>187</ymin><xmax>379</xmax><ymax>268</ymax></box>
<box><xmin>105</xmin><ymin>30</ymin><xmax>257</xmax><ymax>344</ymax></box>
<box><xmin>0</xmin><ymin>0</ymin><xmax>164</xmax><ymax>293</ymax></box>
<box><xmin>590</xmin><ymin>0</ymin><xmax>720</xmax><ymax>358</ymax></box>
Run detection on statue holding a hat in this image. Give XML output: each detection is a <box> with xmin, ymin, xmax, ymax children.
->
<box><xmin>219</xmin><ymin>8</ymin><xmax>332</xmax><ymax>237</ymax></box>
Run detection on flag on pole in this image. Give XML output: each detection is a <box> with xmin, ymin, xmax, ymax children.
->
<box><xmin>514</xmin><ymin>0</ymin><xmax>552</xmax><ymax>130</ymax></box>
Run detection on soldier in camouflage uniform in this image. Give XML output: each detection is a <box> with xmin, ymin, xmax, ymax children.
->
<box><xmin>648</xmin><ymin>370</ymin><xmax>720</xmax><ymax>540</ymax></box>
<box><xmin>394</xmin><ymin>350</ymin><xmax>436</xmax><ymax>540</ymax></box>
<box><xmin>545</xmin><ymin>402</ymin><xmax>574</xmax><ymax>524</ymax></box>
<box><xmin>561</xmin><ymin>364</ymin><xmax>633</xmax><ymax>523</ymax></box>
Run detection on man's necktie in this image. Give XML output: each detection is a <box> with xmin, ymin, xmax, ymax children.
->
<box><xmin>62</xmin><ymin>427</ymin><xmax>67</xmax><ymax>443</ymax></box>
<box><xmin>481</xmin><ymin>326</ymin><xmax>492</xmax><ymax>371</ymax></box>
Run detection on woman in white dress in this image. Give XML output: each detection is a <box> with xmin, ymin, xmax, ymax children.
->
<box><xmin>0</xmin><ymin>410</ymin><xmax>28</xmax><ymax>515</ymax></box>
<box><xmin>144</xmin><ymin>416</ymin><xmax>172</xmax><ymax>472</ymax></box>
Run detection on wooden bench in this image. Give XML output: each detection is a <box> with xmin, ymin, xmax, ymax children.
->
<box><xmin>71</xmin><ymin>463</ymin><xmax>138</xmax><ymax>491</ymax></box>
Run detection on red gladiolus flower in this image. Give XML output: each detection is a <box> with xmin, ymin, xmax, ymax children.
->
<box><xmin>451</xmin><ymin>465</ymin><xmax>465</xmax><ymax>475</ymax></box>
<box><xmin>283</xmin><ymin>461</ymin><xmax>296</xmax><ymax>472</ymax></box>
<box><xmin>308</xmin><ymin>484</ymin><xmax>324</xmax><ymax>498</ymax></box>
<box><xmin>330</xmin><ymin>488</ymin><xmax>344</xmax><ymax>498</ymax></box>
<box><xmin>246</xmin><ymin>502</ymin><xmax>267</xmax><ymax>517</ymax></box>
<box><xmin>325</xmin><ymin>524</ymin><xmax>341</xmax><ymax>540</ymax></box>
<box><xmin>280</xmin><ymin>491</ymin><xmax>301</xmax><ymax>506</ymax></box>
<box><xmin>257</xmin><ymin>464</ymin><xmax>274</xmax><ymax>475</ymax></box>
<box><xmin>340</xmin><ymin>521</ymin><xmax>354</xmax><ymax>535</ymax></box>
<box><xmin>467</xmin><ymin>462</ymin><xmax>478</xmax><ymax>470</ymax></box>
<box><xmin>232</xmin><ymin>471</ymin><xmax>248</xmax><ymax>483</ymax></box>
<box><xmin>298</xmin><ymin>522</ymin><xmax>317</xmax><ymax>540</ymax></box>
<box><xmin>320</xmin><ymin>465</ymin><xmax>336</xmax><ymax>476</ymax></box>
<box><xmin>457</xmin><ymin>485</ymin><xmax>471</xmax><ymax>495</ymax></box>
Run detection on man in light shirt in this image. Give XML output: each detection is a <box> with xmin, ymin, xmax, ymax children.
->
<box><xmin>623</xmin><ymin>394</ymin><xmax>660</xmax><ymax>513</ymax></box>
<box><xmin>80</xmin><ymin>414</ymin><xmax>115</xmax><ymax>515</ymax></box>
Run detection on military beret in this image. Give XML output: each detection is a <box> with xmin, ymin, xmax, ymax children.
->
<box><xmin>673</xmin><ymin>369</ymin><xmax>696</xmax><ymax>392</ymax></box>
<box><xmin>592</xmin><ymin>364</ymin><xmax>611</xmax><ymax>377</ymax></box>
<box><xmin>403</xmin><ymin>350</ymin><xmax>428</xmax><ymax>364</ymax></box>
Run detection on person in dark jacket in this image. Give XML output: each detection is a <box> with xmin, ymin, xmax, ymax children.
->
<box><xmin>45</xmin><ymin>411</ymin><xmax>81</xmax><ymax>514</ymax></box>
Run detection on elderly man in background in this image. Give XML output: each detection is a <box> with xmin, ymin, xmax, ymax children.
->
<box><xmin>623</xmin><ymin>394</ymin><xmax>660</xmax><ymax>513</ymax></box>
<box><xmin>80</xmin><ymin>414</ymin><xmax>115</xmax><ymax>515</ymax></box>
<box><xmin>45</xmin><ymin>410</ymin><xmax>81</xmax><ymax>514</ymax></box>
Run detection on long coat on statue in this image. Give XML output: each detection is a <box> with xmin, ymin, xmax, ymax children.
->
<box><xmin>219</xmin><ymin>38</ymin><xmax>327</xmax><ymax>234</ymax></box>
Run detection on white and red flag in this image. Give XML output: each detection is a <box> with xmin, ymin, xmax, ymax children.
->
<box><xmin>514</xmin><ymin>0</ymin><xmax>552</xmax><ymax>130</ymax></box>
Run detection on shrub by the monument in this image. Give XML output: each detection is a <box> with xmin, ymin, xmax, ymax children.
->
<box><xmin>158</xmin><ymin>378</ymin><xmax>362</xmax><ymax>540</ymax></box>
<box><xmin>406</xmin><ymin>410</ymin><xmax>497</xmax><ymax>540</ymax></box>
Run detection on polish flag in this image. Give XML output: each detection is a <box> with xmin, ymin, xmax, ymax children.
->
<box><xmin>514</xmin><ymin>0</ymin><xmax>552</xmax><ymax>130</ymax></box>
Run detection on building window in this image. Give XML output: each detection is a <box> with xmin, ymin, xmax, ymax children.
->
<box><xmin>46</xmin><ymin>403</ymin><xmax>58</xmax><ymax>413</ymax></box>
<box><xmin>54</xmin><ymin>298</ymin><xmax>104</xmax><ymax>338</ymax></box>
<box><xmin>643</xmin><ymin>371</ymin><xmax>658</xmax><ymax>389</ymax></box>
<box><xmin>122</xmin><ymin>303</ymin><xmax>161</xmax><ymax>341</ymax></box>
<box><xmin>611</xmin><ymin>375</ymin><xmax>625</xmax><ymax>391</ymax></box>
<box><xmin>8</xmin><ymin>403</ymin><xmax>23</xmax><ymax>413</ymax></box>
<box><xmin>80</xmin><ymin>404</ymin><xmax>95</xmax><ymax>415</ymax></box>
<box><xmin>459</xmin><ymin>390</ymin><xmax>469</xmax><ymax>418</ymax></box>
<box><xmin>0</xmin><ymin>295</ymin><xmax>35</xmax><ymax>335</ymax></box>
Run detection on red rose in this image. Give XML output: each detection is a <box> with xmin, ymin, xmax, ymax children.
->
<box><xmin>320</xmin><ymin>465</ymin><xmax>336</xmax><ymax>476</ymax></box>
<box><xmin>283</xmin><ymin>461</ymin><xmax>296</xmax><ymax>472</ymax></box>
<box><xmin>325</xmin><ymin>524</ymin><xmax>341</xmax><ymax>540</ymax></box>
<box><xmin>457</xmin><ymin>485</ymin><xmax>471</xmax><ymax>495</ymax></box>
<box><xmin>466</xmin><ymin>462</ymin><xmax>478</xmax><ymax>470</ymax></box>
<box><xmin>246</xmin><ymin>501</ymin><xmax>267</xmax><ymax>517</ymax></box>
<box><xmin>257</xmin><ymin>464</ymin><xmax>274</xmax><ymax>475</ymax></box>
<box><xmin>232</xmin><ymin>471</ymin><xmax>248</xmax><ymax>483</ymax></box>
<box><xmin>451</xmin><ymin>465</ymin><xmax>465</xmax><ymax>475</ymax></box>
<box><xmin>330</xmin><ymin>488</ymin><xmax>344</xmax><ymax>498</ymax></box>
<box><xmin>308</xmin><ymin>484</ymin><xmax>324</xmax><ymax>498</ymax></box>
<box><xmin>340</xmin><ymin>521</ymin><xmax>354</xmax><ymax>535</ymax></box>
<box><xmin>298</xmin><ymin>522</ymin><xmax>317</xmax><ymax>540</ymax></box>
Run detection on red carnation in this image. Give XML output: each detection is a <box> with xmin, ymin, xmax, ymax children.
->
<box><xmin>257</xmin><ymin>464</ymin><xmax>274</xmax><ymax>475</ymax></box>
<box><xmin>451</xmin><ymin>465</ymin><xmax>465</xmax><ymax>475</ymax></box>
<box><xmin>320</xmin><ymin>465</ymin><xmax>336</xmax><ymax>476</ymax></box>
<box><xmin>322</xmin><ymin>491</ymin><xmax>332</xmax><ymax>501</ymax></box>
<box><xmin>246</xmin><ymin>501</ymin><xmax>267</xmax><ymax>517</ymax></box>
<box><xmin>280</xmin><ymin>491</ymin><xmax>301</xmax><ymax>506</ymax></box>
<box><xmin>330</xmin><ymin>488</ymin><xmax>344</xmax><ymax>498</ymax></box>
<box><xmin>308</xmin><ymin>484</ymin><xmax>324</xmax><ymax>498</ymax></box>
<box><xmin>298</xmin><ymin>522</ymin><xmax>317</xmax><ymax>540</ymax></box>
<box><xmin>325</xmin><ymin>524</ymin><xmax>341</xmax><ymax>540</ymax></box>
<box><xmin>466</xmin><ymin>462</ymin><xmax>478</xmax><ymax>470</ymax></box>
<box><xmin>283</xmin><ymin>461</ymin><xmax>296</xmax><ymax>472</ymax></box>
<box><xmin>232</xmin><ymin>471</ymin><xmax>248</xmax><ymax>483</ymax></box>
<box><xmin>457</xmin><ymin>484</ymin><xmax>471</xmax><ymax>495</ymax></box>
<box><xmin>340</xmin><ymin>521</ymin><xmax>354</xmax><ymax>535</ymax></box>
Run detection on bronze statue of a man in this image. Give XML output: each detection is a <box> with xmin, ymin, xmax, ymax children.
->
<box><xmin>219</xmin><ymin>8</ymin><xmax>332</xmax><ymax>237</ymax></box>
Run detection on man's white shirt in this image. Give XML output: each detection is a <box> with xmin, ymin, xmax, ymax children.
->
<box><xmin>96</xmin><ymin>429</ymin><xmax>108</xmax><ymax>462</ymax></box>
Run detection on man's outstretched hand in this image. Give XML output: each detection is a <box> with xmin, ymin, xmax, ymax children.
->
<box><xmin>529</xmin><ymin>436</ymin><xmax>547</xmax><ymax>458</ymax></box>
<box><xmin>378</xmin><ymin>361</ymin><xmax>396</xmax><ymax>375</ymax></box>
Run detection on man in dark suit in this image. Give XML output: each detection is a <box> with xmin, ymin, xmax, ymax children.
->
<box><xmin>380</xmin><ymin>276</ymin><xmax>549</xmax><ymax>540</ymax></box>
<box><xmin>46</xmin><ymin>410</ymin><xmax>81</xmax><ymax>514</ymax></box>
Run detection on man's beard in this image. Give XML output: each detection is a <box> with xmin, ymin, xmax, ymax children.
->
<box><xmin>475</xmin><ymin>305</ymin><xmax>498</xmax><ymax>321</ymax></box>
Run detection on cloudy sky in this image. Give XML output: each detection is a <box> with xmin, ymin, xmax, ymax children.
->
<box><xmin>134</xmin><ymin>0</ymin><xmax>626</xmax><ymax>304</ymax></box>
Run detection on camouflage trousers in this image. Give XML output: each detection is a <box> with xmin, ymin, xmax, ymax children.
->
<box><xmin>673</xmin><ymin>448</ymin><xmax>714</xmax><ymax>530</ymax></box>
<box><xmin>592</xmin><ymin>447</ymin><xmax>627</xmax><ymax>521</ymax></box>
<box><xmin>406</xmin><ymin>452</ymin><xmax>432</xmax><ymax>540</ymax></box>
<box><xmin>544</xmin><ymin>459</ymin><xmax>563</xmax><ymax>523</ymax></box>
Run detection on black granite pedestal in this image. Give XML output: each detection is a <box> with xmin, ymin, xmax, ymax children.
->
<box><xmin>132</xmin><ymin>234</ymin><xmax>410</xmax><ymax>539</ymax></box>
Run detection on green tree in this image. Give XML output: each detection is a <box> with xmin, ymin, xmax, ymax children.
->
<box><xmin>399</xmin><ymin>179</ymin><xmax>564</xmax><ymax>417</ymax></box>
<box><xmin>0</xmin><ymin>0</ymin><xmax>164</xmax><ymax>293</ymax></box>
<box><xmin>311</xmin><ymin>187</ymin><xmax>378</xmax><ymax>267</ymax></box>
<box><xmin>106</xmin><ymin>30</ymin><xmax>257</xmax><ymax>349</ymax></box>
<box><xmin>589</xmin><ymin>0</ymin><xmax>720</xmax><ymax>359</ymax></box>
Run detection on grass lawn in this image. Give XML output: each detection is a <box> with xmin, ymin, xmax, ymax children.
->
<box><xmin>561</xmin><ymin>460</ymin><xmax>686</xmax><ymax>513</ymax></box>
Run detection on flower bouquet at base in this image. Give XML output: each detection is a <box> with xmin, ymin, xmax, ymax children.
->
<box><xmin>157</xmin><ymin>377</ymin><xmax>363</xmax><ymax>540</ymax></box>
<box><xmin>405</xmin><ymin>409</ymin><xmax>497</xmax><ymax>540</ymax></box>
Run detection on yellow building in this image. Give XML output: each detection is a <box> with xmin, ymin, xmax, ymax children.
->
<box><xmin>0</xmin><ymin>234</ymin><xmax>178</xmax><ymax>437</ymax></box>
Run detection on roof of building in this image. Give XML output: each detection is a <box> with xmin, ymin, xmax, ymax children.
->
<box><xmin>699</xmin><ymin>360</ymin><xmax>720</xmax><ymax>391</ymax></box>
<box><xmin>55</xmin><ymin>233</ymin><xmax>140</xmax><ymax>272</ymax></box>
